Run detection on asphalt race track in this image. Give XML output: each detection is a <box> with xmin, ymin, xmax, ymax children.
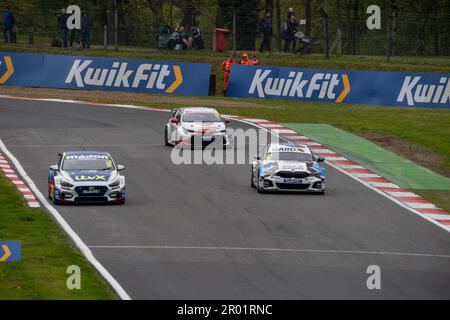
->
<box><xmin>1</xmin><ymin>97</ymin><xmax>449</xmax><ymax>299</ymax></box>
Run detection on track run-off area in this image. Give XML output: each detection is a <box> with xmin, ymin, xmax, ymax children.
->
<box><xmin>0</xmin><ymin>96</ymin><xmax>449</xmax><ymax>299</ymax></box>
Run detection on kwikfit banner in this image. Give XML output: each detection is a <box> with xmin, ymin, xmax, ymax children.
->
<box><xmin>227</xmin><ymin>64</ymin><xmax>450</xmax><ymax>108</ymax></box>
<box><xmin>0</xmin><ymin>52</ymin><xmax>211</xmax><ymax>96</ymax></box>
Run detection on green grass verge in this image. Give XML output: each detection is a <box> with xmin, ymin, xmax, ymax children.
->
<box><xmin>0</xmin><ymin>173</ymin><xmax>116</xmax><ymax>299</ymax></box>
<box><xmin>2</xmin><ymin>43</ymin><xmax>450</xmax><ymax>95</ymax></box>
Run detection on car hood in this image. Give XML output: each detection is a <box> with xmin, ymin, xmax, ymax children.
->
<box><xmin>61</xmin><ymin>170</ymin><xmax>116</xmax><ymax>182</ymax></box>
<box><xmin>260</xmin><ymin>160</ymin><xmax>310</xmax><ymax>175</ymax></box>
<box><xmin>182</xmin><ymin>121</ymin><xmax>225</xmax><ymax>133</ymax></box>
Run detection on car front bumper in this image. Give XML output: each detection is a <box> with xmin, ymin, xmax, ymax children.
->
<box><xmin>259</xmin><ymin>175</ymin><xmax>325</xmax><ymax>192</ymax></box>
<box><xmin>53</xmin><ymin>185</ymin><xmax>126</xmax><ymax>203</ymax></box>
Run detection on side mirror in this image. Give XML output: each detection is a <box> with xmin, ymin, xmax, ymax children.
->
<box><xmin>50</xmin><ymin>164</ymin><xmax>59</xmax><ymax>171</ymax></box>
<box><xmin>117</xmin><ymin>164</ymin><xmax>125</xmax><ymax>171</ymax></box>
<box><xmin>223</xmin><ymin>118</ymin><xmax>230</xmax><ymax>124</ymax></box>
<box><xmin>169</xmin><ymin>117</ymin><xmax>179</xmax><ymax>124</ymax></box>
<box><xmin>316</xmin><ymin>156</ymin><xmax>325</xmax><ymax>162</ymax></box>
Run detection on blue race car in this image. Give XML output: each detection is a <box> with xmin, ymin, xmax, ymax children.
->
<box><xmin>48</xmin><ymin>151</ymin><xmax>126</xmax><ymax>204</ymax></box>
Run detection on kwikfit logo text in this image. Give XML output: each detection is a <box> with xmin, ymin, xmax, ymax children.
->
<box><xmin>397</xmin><ymin>76</ymin><xmax>450</xmax><ymax>106</ymax></box>
<box><xmin>65</xmin><ymin>59</ymin><xmax>182</xmax><ymax>92</ymax></box>
<box><xmin>248</xmin><ymin>69</ymin><xmax>350</xmax><ymax>102</ymax></box>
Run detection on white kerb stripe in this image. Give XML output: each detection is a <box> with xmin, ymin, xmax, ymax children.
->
<box><xmin>340</xmin><ymin>165</ymin><xmax>365</xmax><ymax>169</ymax></box>
<box><xmin>386</xmin><ymin>191</ymin><xmax>419</xmax><ymax>198</ymax></box>
<box><xmin>369</xmin><ymin>182</ymin><xmax>399</xmax><ymax>188</ymax></box>
<box><xmin>427</xmin><ymin>214</ymin><xmax>450</xmax><ymax>220</ymax></box>
<box><xmin>404</xmin><ymin>202</ymin><xmax>436</xmax><ymax>209</ymax></box>
<box><xmin>352</xmin><ymin>173</ymin><xmax>382</xmax><ymax>178</ymax></box>
<box><xmin>27</xmin><ymin>202</ymin><xmax>40</xmax><ymax>208</ymax></box>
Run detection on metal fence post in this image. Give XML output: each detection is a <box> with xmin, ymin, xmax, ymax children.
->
<box><xmin>337</xmin><ymin>28</ymin><xmax>342</xmax><ymax>56</ymax></box>
<box><xmin>114</xmin><ymin>0</ymin><xmax>118</xmax><ymax>51</ymax></box>
<box><xmin>320</xmin><ymin>7</ymin><xmax>329</xmax><ymax>59</ymax></box>
<box><xmin>232</xmin><ymin>13</ymin><xmax>236</xmax><ymax>56</ymax></box>
<box><xmin>386</xmin><ymin>15</ymin><xmax>391</xmax><ymax>62</ymax></box>
<box><xmin>104</xmin><ymin>25</ymin><xmax>108</xmax><ymax>50</ymax></box>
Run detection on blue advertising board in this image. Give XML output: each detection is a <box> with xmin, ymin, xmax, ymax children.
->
<box><xmin>0</xmin><ymin>52</ymin><xmax>211</xmax><ymax>96</ymax></box>
<box><xmin>227</xmin><ymin>64</ymin><xmax>450</xmax><ymax>108</ymax></box>
<box><xmin>0</xmin><ymin>241</ymin><xmax>21</xmax><ymax>262</ymax></box>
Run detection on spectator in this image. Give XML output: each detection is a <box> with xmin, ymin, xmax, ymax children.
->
<box><xmin>3</xmin><ymin>6</ymin><xmax>14</xmax><ymax>44</ymax></box>
<box><xmin>179</xmin><ymin>26</ymin><xmax>192</xmax><ymax>49</ymax></box>
<box><xmin>240</xmin><ymin>52</ymin><xmax>253</xmax><ymax>65</ymax></box>
<box><xmin>57</xmin><ymin>8</ymin><xmax>68</xmax><ymax>48</ymax></box>
<box><xmin>169</xmin><ymin>26</ymin><xmax>182</xmax><ymax>50</ymax></box>
<box><xmin>158</xmin><ymin>25</ymin><xmax>171</xmax><ymax>49</ymax></box>
<box><xmin>69</xmin><ymin>1</ymin><xmax>79</xmax><ymax>47</ymax></box>
<box><xmin>283</xmin><ymin>14</ymin><xmax>298</xmax><ymax>53</ymax></box>
<box><xmin>259</xmin><ymin>11</ymin><xmax>272</xmax><ymax>53</ymax></box>
<box><xmin>80</xmin><ymin>11</ymin><xmax>91</xmax><ymax>49</ymax></box>
<box><xmin>287</xmin><ymin>7</ymin><xmax>294</xmax><ymax>19</ymax></box>
<box><xmin>221</xmin><ymin>55</ymin><xmax>236</xmax><ymax>96</ymax></box>
<box><xmin>190</xmin><ymin>26</ymin><xmax>204</xmax><ymax>50</ymax></box>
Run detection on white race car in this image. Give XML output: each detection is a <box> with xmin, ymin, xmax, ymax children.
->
<box><xmin>164</xmin><ymin>107</ymin><xmax>233</xmax><ymax>147</ymax></box>
<box><xmin>251</xmin><ymin>143</ymin><xmax>326</xmax><ymax>193</ymax></box>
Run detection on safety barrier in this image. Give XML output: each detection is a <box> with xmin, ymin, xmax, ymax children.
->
<box><xmin>0</xmin><ymin>52</ymin><xmax>211</xmax><ymax>96</ymax></box>
<box><xmin>227</xmin><ymin>64</ymin><xmax>450</xmax><ymax>108</ymax></box>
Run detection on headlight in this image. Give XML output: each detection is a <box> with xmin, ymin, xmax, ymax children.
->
<box><xmin>60</xmin><ymin>180</ymin><xmax>73</xmax><ymax>188</ymax></box>
<box><xmin>109</xmin><ymin>179</ymin><xmax>120</xmax><ymax>188</ymax></box>
<box><xmin>310</xmin><ymin>172</ymin><xmax>321</xmax><ymax>178</ymax></box>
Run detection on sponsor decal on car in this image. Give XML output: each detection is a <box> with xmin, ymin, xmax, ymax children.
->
<box><xmin>73</xmin><ymin>175</ymin><xmax>107</xmax><ymax>181</ymax></box>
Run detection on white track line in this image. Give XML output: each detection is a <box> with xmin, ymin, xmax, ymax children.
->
<box><xmin>0</xmin><ymin>139</ymin><xmax>131</xmax><ymax>300</ymax></box>
<box><xmin>87</xmin><ymin>245</ymin><xmax>450</xmax><ymax>259</ymax></box>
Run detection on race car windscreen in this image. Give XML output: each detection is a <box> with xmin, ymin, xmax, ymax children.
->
<box><xmin>182</xmin><ymin>112</ymin><xmax>222</xmax><ymax>122</ymax></box>
<box><xmin>62</xmin><ymin>159</ymin><xmax>114</xmax><ymax>171</ymax></box>
<box><xmin>269</xmin><ymin>152</ymin><xmax>314</xmax><ymax>162</ymax></box>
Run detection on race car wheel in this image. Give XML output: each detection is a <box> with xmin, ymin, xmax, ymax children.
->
<box><xmin>164</xmin><ymin>127</ymin><xmax>171</xmax><ymax>146</ymax></box>
<box><xmin>250</xmin><ymin>170</ymin><xmax>256</xmax><ymax>188</ymax></box>
<box><xmin>256</xmin><ymin>173</ymin><xmax>264</xmax><ymax>193</ymax></box>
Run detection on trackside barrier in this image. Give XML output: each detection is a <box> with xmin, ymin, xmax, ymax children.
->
<box><xmin>227</xmin><ymin>64</ymin><xmax>450</xmax><ymax>109</ymax></box>
<box><xmin>0</xmin><ymin>52</ymin><xmax>211</xmax><ymax>96</ymax></box>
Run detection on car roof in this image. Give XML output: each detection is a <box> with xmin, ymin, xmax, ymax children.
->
<box><xmin>267</xmin><ymin>143</ymin><xmax>312</xmax><ymax>154</ymax></box>
<box><xmin>64</xmin><ymin>151</ymin><xmax>110</xmax><ymax>157</ymax></box>
<box><xmin>182</xmin><ymin>107</ymin><xmax>218</xmax><ymax>113</ymax></box>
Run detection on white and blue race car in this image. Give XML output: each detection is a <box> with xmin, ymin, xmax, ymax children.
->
<box><xmin>251</xmin><ymin>143</ymin><xmax>326</xmax><ymax>193</ymax></box>
<box><xmin>48</xmin><ymin>151</ymin><xmax>126</xmax><ymax>204</ymax></box>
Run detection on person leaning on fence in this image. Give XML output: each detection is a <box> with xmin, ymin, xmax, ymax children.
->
<box><xmin>57</xmin><ymin>8</ymin><xmax>69</xmax><ymax>48</ymax></box>
<box><xmin>259</xmin><ymin>11</ymin><xmax>273</xmax><ymax>53</ymax></box>
<box><xmin>3</xmin><ymin>6</ymin><xmax>15</xmax><ymax>44</ymax></box>
<box><xmin>81</xmin><ymin>11</ymin><xmax>91</xmax><ymax>49</ymax></box>
<box><xmin>283</xmin><ymin>14</ymin><xmax>298</xmax><ymax>53</ymax></box>
<box><xmin>221</xmin><ymin>55</ymin><xmax>236</xmax><ymax>96</ymax></box>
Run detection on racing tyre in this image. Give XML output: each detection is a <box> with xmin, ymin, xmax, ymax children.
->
<box><xmin>256</xmin><ymin>173</ymin><xmax>265</xmax><ymax>193</ymax></box>
<box><xmin>250</xmin><ymin>171</ymin><xmax>256</xmax><ymax>188</ymax></box>
<box><xmin>164</xmin><ymin>127</ymin><xmax>171</xmax><ymax>146</ymax></box>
